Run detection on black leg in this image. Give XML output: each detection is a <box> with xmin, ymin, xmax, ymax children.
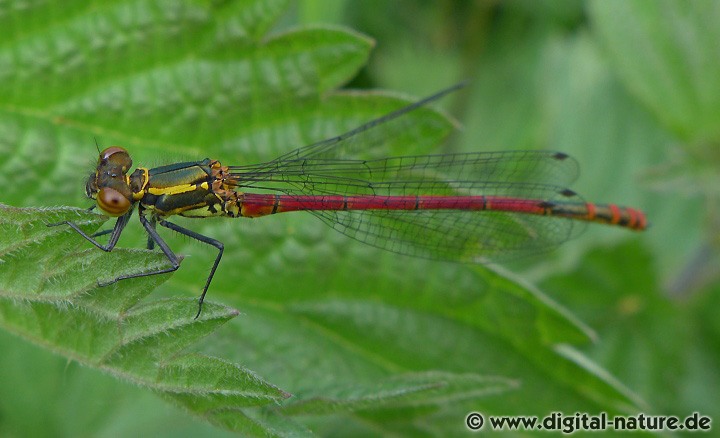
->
<box><xmin>91</xmin><ymin>228</ymin><xmax>114</xmax><ymax>238</ymax></box>
<box><xmin>146</xmin><ymin>216</ymin><xmax>157</xmax><ymax>250</ymax></box>
<box><xmin>47</xmin><ymin>211</ymin><xmax>132</xmax><ymax>252</ymax></box>
<box><xmin>50</xmin><ymin>208</ymin><xmax>222</xmax><ymax>319</ymax></box>
<box><xmin>97</xmin><ymin>212</ymin><xmax>182</xmax><ymax>286</ymax></box>
<box><xmin>158</xmin><ymin>219</ymin><xmax>224</xmax><ymax>319</ymax></box>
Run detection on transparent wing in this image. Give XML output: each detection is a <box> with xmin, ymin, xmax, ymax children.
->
<box><xmin>229</xmin><ymin>150</ymin><xmax>584</xmax><ymax>262</ymax></box>
<box><xmin>307</xmin><ymin>203</ymin><xmax>583</xmax><ymax>263</ymax></box>
<box><xmin>227</xmin><ymin>84</ymin><xmax>586</xmax><ymax>262</ymax></box>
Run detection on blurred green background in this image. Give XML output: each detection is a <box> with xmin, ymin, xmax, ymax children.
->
<box><xmin>0</xmin><ymin>0</ymin><xmax>718</xmax><ymax>436</ymax></box>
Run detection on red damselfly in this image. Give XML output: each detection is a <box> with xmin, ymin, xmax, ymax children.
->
<box><xmin>50</xmin><ymin>84</ymin><xmax>647</xmax><ymax>318</ymax></box>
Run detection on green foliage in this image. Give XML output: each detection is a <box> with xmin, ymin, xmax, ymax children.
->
<box><xmin>0</xmin><ymin>205</ymin><xmax>289</xmax><ymax>434</ymax></box>
<box><xmin>0</xmin><ymin>0</ymin><xmax>717</xmax><ymax>436</ymax></box>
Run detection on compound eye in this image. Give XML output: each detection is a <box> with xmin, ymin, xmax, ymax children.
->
<box><xmin>97</xmin><ymin>187</ymin><xmax>131</xmax><ymax>216</ymax></box>
<box><xmin>99</xmin><ymin>146</ymin><xmax>132</xmax><ymax>171</ymax></box>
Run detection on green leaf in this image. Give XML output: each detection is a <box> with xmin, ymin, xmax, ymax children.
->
<box><xmin>542</xmin><ymin>241</ymin><xmax>720</xmax><ymax>420</ymax></box>
<box><xmin>0</xmin><ymin>204</ymin><xmax>290</xmax><ymax>434</ymax></box>
<box><xmin>0</xmin><ymin>1</ymin><xmax>652</xmax><ymax>436</ymax></box>
<box><xmin>282</xmin><ymin>372</ymin><xmax>519</xmax><ymax>415</ymax></box>
<box><xmin>590</xmin><ymin>0</ymin><xmax>720</xmax><ymax>143</ymax></box>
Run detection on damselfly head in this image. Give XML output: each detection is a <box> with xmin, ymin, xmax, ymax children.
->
<box><xmin>85</xmin><ymin>146</ymin><xmax>134</xmax><ymax>216</ymax></box>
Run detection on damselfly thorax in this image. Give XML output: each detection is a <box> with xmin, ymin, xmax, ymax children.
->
<box><xmin>52</xmin><ymin>84</ymin><xmax>647</xmax><ymax>318</ymax></box>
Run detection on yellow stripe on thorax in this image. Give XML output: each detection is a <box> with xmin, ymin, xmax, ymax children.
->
<box><xmin>147</xmin><ymin>181</ymin><xmax>210</xmax><ymax>196</ymax></box>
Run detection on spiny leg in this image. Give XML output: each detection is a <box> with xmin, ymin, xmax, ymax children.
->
<box><xmin>97</xmin><ymin>211</ymin><xmax>181</xmax><ymax>287</ymax></box>
<box><xmin>157</xmin><ymin>219</ymin><xmax>224</xmax><ymax>319</ymax></box>
<box><xmin>47</xmin><ymin>211</ymin><xmax>133</xmax><ymax>252</ymax></box>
